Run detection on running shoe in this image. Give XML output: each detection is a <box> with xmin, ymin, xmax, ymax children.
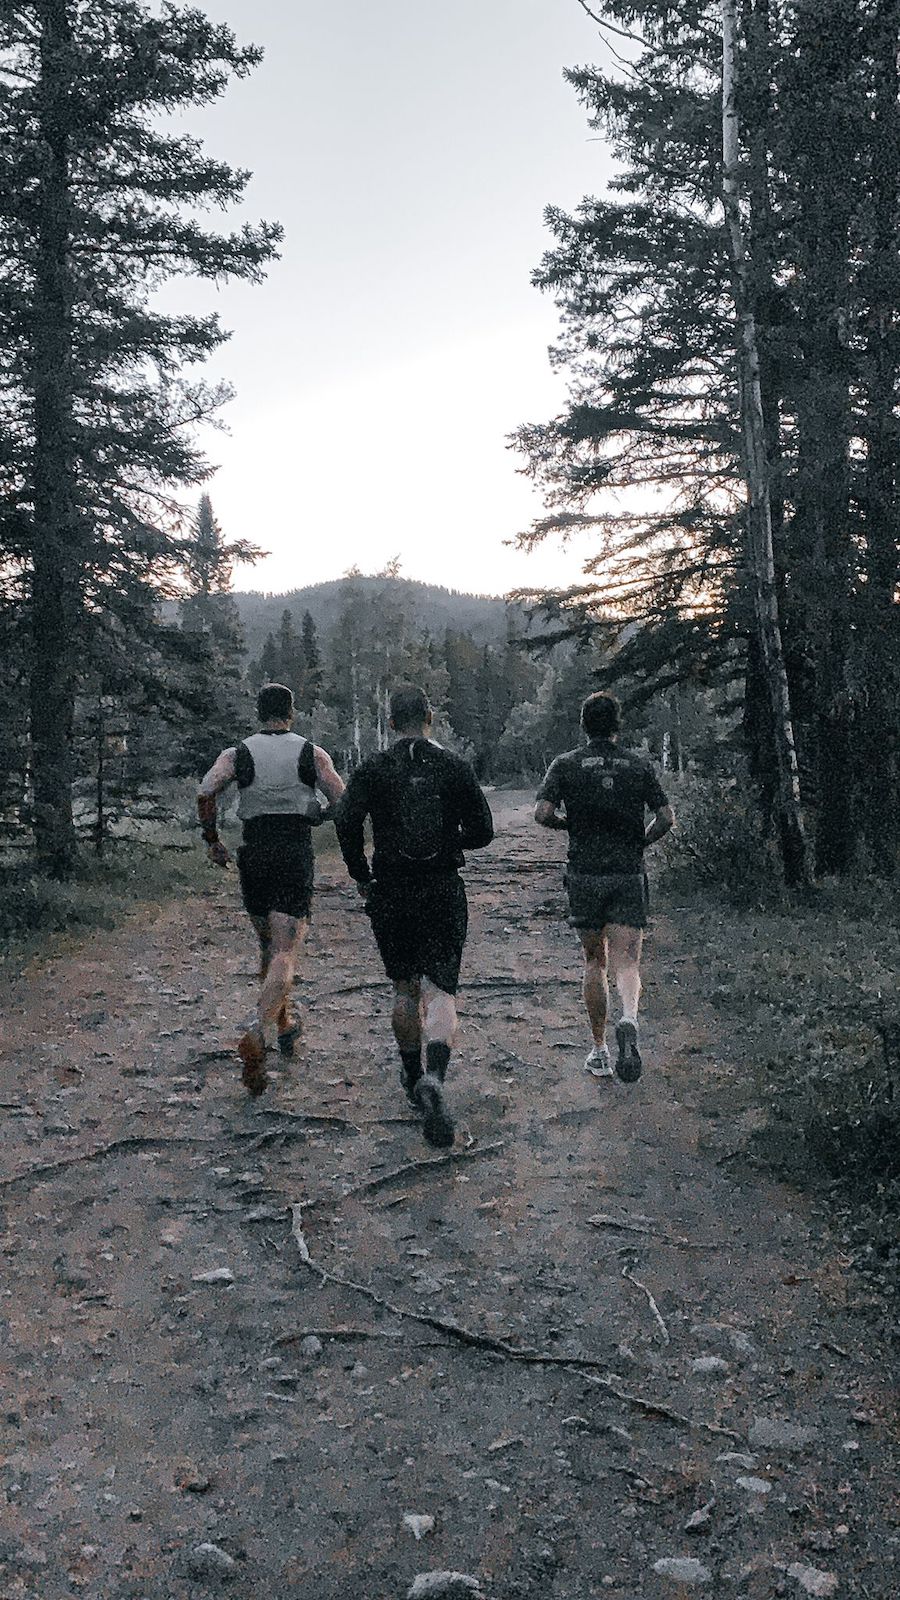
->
<box><xmin>414</xmin><ymin>1073</ymin><xmax>455</xmax><ymax>1149</ymax></box>
<box><xmin>238</xmin><ymin>1027</ymin><xmax>268</xmax><ymax>1095</ymax></box>
<box><xmin>584</xmin><ymin>1043</ymin><xmax>614</xmax><ymax>1077</ymax></box>
<box><xmin>614</xmin><ymin>1020</ymin><xmax>642</xmax><ymax>1083</ymax></box>
<box><xmin>399</xmin><ymin>1064</ymin><xmax>423</xmax><ymax>1105</ymax></box>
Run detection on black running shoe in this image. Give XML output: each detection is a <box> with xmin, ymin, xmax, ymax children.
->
<box><xmin>400</xmin><ymin>1066</ymin><xmax>423</xmax><ymax>1106</ymax></box>
<box><xmin>615</xmin><ymin>1020</ymin><xmax>642</xmax><ymax>1083</ymax></box>
<box><xmin>414</xmin><ymin>1073</ymin><xmax>455</xmax><ymax>1148</ymax></box>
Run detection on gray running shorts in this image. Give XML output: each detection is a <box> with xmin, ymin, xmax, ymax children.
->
<box><xmin>566</xmin><ymin>871</ymin><xmax>649</xmax><ymax>931</ymax></box>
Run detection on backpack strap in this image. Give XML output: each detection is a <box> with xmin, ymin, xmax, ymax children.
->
<box><xmin>235</xmin><ymin>741</ymin><xmax>254</xmax><ymax>789</ymax></box>
<box><xmin>297</xmin><ymin>738</ymin><xmax>317</xmax><ymax>791</ymax></box>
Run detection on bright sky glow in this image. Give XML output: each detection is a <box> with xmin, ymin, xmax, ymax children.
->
<box><xmin>171</xmin><ymin>0</ymin><xmax>616</xmax><ymax>597</ymax></box>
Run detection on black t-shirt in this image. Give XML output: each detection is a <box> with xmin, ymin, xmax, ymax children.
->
<box><xmin>336</xmin><ymin>738</ymin><xmax>494</xmax><ymax>883</ymax></box>
<box><xmin>537</xmin><ymin>738</ymin><xmax>669</xmax><ymax>875</ymax></box>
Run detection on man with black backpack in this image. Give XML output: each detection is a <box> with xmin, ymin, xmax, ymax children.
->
<box><xmin>335</xmin><ymin>684</ymin><xmax>494</xmax><ymax>1148</ymax></box>
<box><xmin>198</xmin><ymin>682</ymin><xmax>345</xmax><ymax>1096</ymax></box>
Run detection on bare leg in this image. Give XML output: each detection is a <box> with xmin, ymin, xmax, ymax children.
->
<box><xmin>392</xmin><ymin>978</ymin><xmax>423</xmax><ymax>1053</ymax></box>
<box><xmin>239</xmin><ymin>913</ymin><xmax>307</xmax><ymax>1094</ymax></box>
<box><xmin>607</xmin><ymin>923</ymin><xmax>644</xmax><ymax>1083</ymax></box>
<box><xmin>607</xmin><ymin>924</ymin><xmax>642</xmax><ymax>1023</ymax></box>
<box><xmin>415</xmin><ymin>978</ymin><xmax>457</xmax><ymax>1147</ymax></box>
<box><xmin>579</xmin><ymin>930</ymin><xmax>609</xmax><ymax>1047</ymax></box>
<box><xmin>420</xmin><ymin>977</ymin><xmax>458</xmax><ymax>1052</ymax></box>
<box><xmin>259</xmin><ymin>912</ymin><xmax>308</xmax><ymax>1033</ymax></box>
<box><xmin>249</xmin><ymin>913</ymin><xmax>271</xmax><ymax>981</ymax></box>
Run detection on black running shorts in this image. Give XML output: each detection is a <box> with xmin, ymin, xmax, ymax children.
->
<box><xmin>566</xmin><ymin>870</ymin><xmax>649</xmax><ymax>932</ymax></box>
<box><xmin>237</xmin><ymin>838</ymin><xmax>314</xmax><ymax>921</ymax></box>
<box><xmin>365</xmin><ymin>873</ymin><xmax>468</xmax><ymax>995</ymax></box>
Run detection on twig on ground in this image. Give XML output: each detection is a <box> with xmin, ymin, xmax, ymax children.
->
<box><xmin>0</xmin><ymin>1134</ymin><xmax>216</xmax><ymax>1193</ymax></box>
<box><xmin>588</xmin><ymin>1213</ymin><xmax>718</xmax><ymax>1250</ymax></box>
<box><xmin>260</xmin><ymin>1109</ymin><xmax>362</xmax><ymax>1134</ymax></box>
<box><xmin>277</xmin><ymin>1325</ymin><xmax>404</xmax><ymax>1345</ymax></box>
<box><xmin>622</xmin><ymin>1268</ymin><xmax>671</xmax><ymax>1345</ymax></box>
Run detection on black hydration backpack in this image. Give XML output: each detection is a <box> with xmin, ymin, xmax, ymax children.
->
<box><xmin>392</xmin><ymin>739</ymin><xmax>446</xmax><ymax>863</ymax></box>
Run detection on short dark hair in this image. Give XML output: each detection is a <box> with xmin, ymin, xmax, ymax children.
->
<box><xmin>389</xmin><ymin>683</ymin><xmax>431</xmax><ymax>731</ymax></box>
<box><xmin>257</xmin><ymin>682</ymin><xmax>294</xmax><ymax>722</ymax></box>
<box><xmin>581</xmin><ymin>691</ymin><xmax>621</xmax><ymax>739</ymax></box>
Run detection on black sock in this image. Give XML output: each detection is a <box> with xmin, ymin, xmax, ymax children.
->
<box><xmin>426</xmin><ymin>1041</ymin><xmax>451</xmax><ymax>1083</ymax></box>
<box><xmin>399</xmin><ymin>1048</ymin><xmax>422</xmax><ymax>1086</ymax></box>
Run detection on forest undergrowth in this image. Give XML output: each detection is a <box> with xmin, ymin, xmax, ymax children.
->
<box><xmin>662</xmin><ymin>783</ymin><xmax>900</xmax><ymax>1312</ymax></box>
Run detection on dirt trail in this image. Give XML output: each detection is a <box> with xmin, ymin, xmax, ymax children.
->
<box><xmin>0</xmin><ymin>795</ymin><xmax>896</xmax><ymax>1600</ymax></box>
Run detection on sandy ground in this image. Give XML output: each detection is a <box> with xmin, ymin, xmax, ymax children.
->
<box><xmin>0</xmin><ymin>794</ymin><xmax>896</xmax><ymax>1600</ymax></box>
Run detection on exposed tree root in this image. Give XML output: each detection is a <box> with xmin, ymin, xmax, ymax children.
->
<box><xmin>337</xmin><ymin>1140</ymin><xmax>506</xmax><ymax>1201</ymax></box>
<box><xmin>280</xmin><ymin>1248</ymin><xmax>741</xmax><ymax>1440</ymax></box>
<box><xmin>0</xmin><ymin>1134</ymin><xmax>215</xmax><ymax>1193</ymax></box>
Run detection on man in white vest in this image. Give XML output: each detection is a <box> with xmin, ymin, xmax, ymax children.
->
<box><xmin>198</xmin><ymin>682</ymin><xmax>345</xmax><ymax>1095</ymax></box>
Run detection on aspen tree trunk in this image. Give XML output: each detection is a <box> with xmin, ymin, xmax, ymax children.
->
<box><xmin>30</xmin><ymin>0</ymin><xmax>80</xmax><ymax>876</ymax></box>
<box><xmin>722</xmin><ymin>0</ymin><xmax>811</xmax><ymax>887</ymax></box>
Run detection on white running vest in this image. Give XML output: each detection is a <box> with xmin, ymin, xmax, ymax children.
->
<box><xmin>236</xmin><ymin>732</ymin><xmax>320</xmax><ymax>822</ymax></box>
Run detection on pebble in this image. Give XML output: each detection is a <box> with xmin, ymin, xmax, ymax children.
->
<box><xmin>749</xmin><ymin>1418</ymin><xmax>818</xmax><ymax>1452</ymax></box>
<box><xmin>684</xmin><ymin>1501</ymin><xmax>714</xmax><ymax>1534</ymax></box>
<box><xmin>691</xmin><ymin>1356</ymin><xmax>730</xmax><ymax>1377</ymax></box>
<box><xmin>407</xmin><ymin>1575</ymin><xmax>484</xmax><ymax>1600</ymax></box>
<box><xmin>653</xmin><ymin>1556</ymin><xmax>711</xmax><ymax>1585</ymax></box>
<box><xmin>736</xmin><ymin>1476</ymin><xmax>772</xmax><ymax>1495</ymax></box>
<box><xmin>716</xmin><ymin>1452</ymin><xmax>758</xmax><ymax>1470</ymax></box>
<box><xmin>786</xmin><ymin>1562</ymin><xmax>839</xmax><ymax>1597</ymax></box>
<box><xmin>191</xmin><ymin>1267</ymin><xmax>235</xmax><ymax>1286</ymax></box>
<box><xmin>187</xmin><ymin>1542</ymin><xmax>236</xmax><ymax>1579</ymax></box>
<box><xmin>403</xmin><ymin>1513</ymin><xmax>436</xmax><ymax>1541</ymax></box>
<box><xmin>299</xmin><ymin>1335</ymin><xmax>323</xmax><ymax>1359</ymax></box>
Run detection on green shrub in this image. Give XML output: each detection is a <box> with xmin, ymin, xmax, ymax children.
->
<box><xmin>660</xmin><ymin>777</ymin><xmax>784</xmax><ymax>907</ymax></box>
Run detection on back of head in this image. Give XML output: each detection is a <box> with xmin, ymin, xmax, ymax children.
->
<box><xmin>257</xmin><ymin>682</ymin><xmax>295</xmax><ymax>723</ymax></box>
<box><xmin>581</xmin><ymin>691</ymin><xmax>621</xmax><ymax>740</ymax></box>
<box><xmin>389</xmin><ymin>682</ymin><xmax>431</xmax><ymax>735</ymax></box>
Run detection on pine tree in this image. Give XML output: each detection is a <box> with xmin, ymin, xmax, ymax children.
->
<box><xmin>0</xmin><ymin>1</ymin><xmax>281</xmax><ymax>873</ymax></box>
<box><xmin>178</xmin><ymin>494</ymin><xmax>254</xmax><ymax>773</ymax></box>
<box><xmin>515</xmin><ymin>0</ymin><xmax>900</xmax><ymax>879</ymax></box>
<box><xmin>299</xmin><ymin>611</ymin><xmax>322</xmax><ymax>712</ymax></box>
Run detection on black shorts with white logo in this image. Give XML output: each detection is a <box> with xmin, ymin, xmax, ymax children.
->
<box><xmin>566</xmin><ymin>870</ymin><xmax>649</xmax><ymax>932</ymax></box>
<box><xmin>237</xmin><ymin>827</ymin><xmax>315</xmax><ymax>921</ymax></box>
<box><xmin>365</xmin><ymin>871</ymin><xmax>468</xmax><ymax>995</ymax></box>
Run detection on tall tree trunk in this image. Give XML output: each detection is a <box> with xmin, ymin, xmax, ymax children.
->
<box><xmin>722</xmin><ymin>0</ymin><xmax>811</xmax><ymax>887</ymax></box>
<box><xmin>792</xmin><ymin>1</ymin><xmax>857</xmax><ymax>876</ymax></box>
<box><xmin>860</xmin><ymin>0</ymin><xmax>900</xmax><ymax>873</ymax></box>
<box><xmin>29</xmin><ymin>0</ymin><xmax>80</xmax><ymax>877</ymax></box>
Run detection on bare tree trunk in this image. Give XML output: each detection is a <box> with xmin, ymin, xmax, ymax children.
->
<box><xmin>29</xmin><ymin>0</ymin><xmax>80</xmax><ymax>877</ymax></box>
<box><xmin>860</xmin><ymin>0</ymin><xmax>900</xmax><ymax>873</ymax></box>
<box><xmin>722</xmin><ymin>0</ymin><xmax>811</xmax><ymax>887</ymax></box>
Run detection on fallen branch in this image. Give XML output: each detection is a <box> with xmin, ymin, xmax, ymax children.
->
<box><xmin>622</xmin><ymin>1268</ymin><xmax>670</xmax><ymax>1346</ymax></box>
<box><xmin>0</xmin><ymin>1134</ymin><xmax>215</xmax><ymax>1193</ymax></box>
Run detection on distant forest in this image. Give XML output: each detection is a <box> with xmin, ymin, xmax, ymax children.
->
<box><xmin>0</xmin><ymin>494</ymin><xmax>708</xmax><ymax>856</ymax></box>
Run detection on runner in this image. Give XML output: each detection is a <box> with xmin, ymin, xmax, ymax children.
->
<box><xmin>335</xmin><ymin>683</ymin><xmax>494</xmax><ymax>1148</ymax></box>
<box><xmin>197</xmin><ymin>682</ymin><xmax>345</xmax><ymax>1095</ymax></box>
<box><xmin>535</xmin><ymin>691</ymin><xmax>674</xmax><ymax>1082</ymax></box>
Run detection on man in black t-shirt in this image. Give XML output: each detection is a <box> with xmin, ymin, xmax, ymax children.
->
<box><xmin>336</xmin><ymin>684</ymin><xmax>494</xmax><ymax>1148</ymax></box>
<box><xmin>535</xmin><ymin>692</ymin><xmax>674</xmax><ymax>1083</ymax></box>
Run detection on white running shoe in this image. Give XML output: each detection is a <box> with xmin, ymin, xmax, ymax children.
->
<box><xmin>584</xmin><ymin>1044</ymin><xmax>613</xmax><ymax>1077</ymax></box>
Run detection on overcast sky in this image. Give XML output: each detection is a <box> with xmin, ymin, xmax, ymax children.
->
<box><xmin>173</xmin><ymin>0</ymin><xmax>616</xmax><ymax>596</ymax></box>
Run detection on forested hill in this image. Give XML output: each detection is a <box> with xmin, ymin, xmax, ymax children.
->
<box><xmin>233</xmin><ymin>576</ymin><xmax>516</xmax><ymax>663</ymax></box>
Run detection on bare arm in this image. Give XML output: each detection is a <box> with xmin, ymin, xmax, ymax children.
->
<box><xmin>313</xmin><ymin>745</ymin><xmax>346</xmax><ymax>811</ymax></box>
<box><xmin>645</xmin><ymin>803</ymin><xmax>675</xmax><ymax>846</ymax></box>
<box><xmin>535</xmin><ymin>799</ymin><xmax>568</xmax><ymax>831</ymax></box>
<box><xmin>197</xmin><ymin>748</ymin><xmax>237</xmax><ymax>865</ymax></box>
